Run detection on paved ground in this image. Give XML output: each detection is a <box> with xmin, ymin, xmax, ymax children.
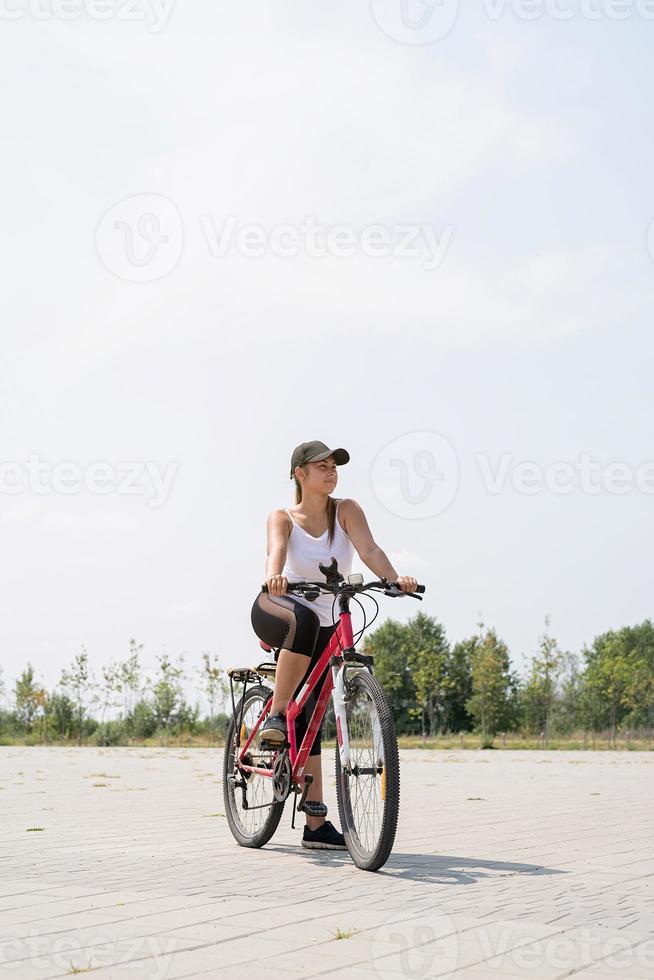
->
<box><xmin>1</xmin><ymin>747</ymin><xmax>654</xmax><ymax>980</ymax></box>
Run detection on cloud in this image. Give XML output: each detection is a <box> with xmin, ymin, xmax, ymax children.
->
<box><xmin>9</xmin><ymin>4</ymin><xmax>638</xmax><ymax>392</ymax></box>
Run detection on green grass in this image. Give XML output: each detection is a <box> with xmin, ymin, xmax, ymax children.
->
<box><xmin>397</xmin><ymin>733</ymin><xmax>654</xmax><ymax>751</ymax></box>
<box><xmin>330</xmin><ymin>926</ymin><xmax>358</xmax><ymax>940</ymax></box>
<box><xmin>3</xmin><ymin>730</ymin><xmax>653</xmax><ymax>751</ymax></box>
<box><xmin>67</xmin><ymin>959</ymin><xmax>95</xmax><ymax>974</ymax></box>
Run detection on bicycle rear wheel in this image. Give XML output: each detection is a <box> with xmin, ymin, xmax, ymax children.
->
<box><xmin>335</xmin><ymin>670</ymin><xmax>400</xmax><ymax>871</ymax></box>
<box><xmin>223</xmin><ymin>684</ymin><xmax>285</xmax><ymax>848</ymax></box>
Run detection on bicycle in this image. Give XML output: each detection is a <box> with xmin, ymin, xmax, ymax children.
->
<box><xmin>223</xmin><ymin>557</ymin><xmax>425</xmax><ymax>872</ymax></box>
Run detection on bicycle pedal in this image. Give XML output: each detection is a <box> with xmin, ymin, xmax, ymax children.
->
<box><xmin>259</xmin><ymin>739</ymin><xmax>289</xmax><ymax>752</ymax></box>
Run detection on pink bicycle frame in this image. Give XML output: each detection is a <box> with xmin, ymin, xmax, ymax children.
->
<box><xmin>236</xmin><ymin>608</ymin><xmax>355</xmax><ymax>783</ymax></box>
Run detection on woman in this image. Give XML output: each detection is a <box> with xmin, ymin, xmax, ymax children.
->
<box><xmin>250</xmin><ymin>440</ymin><xmax>417</xmax><ymax>850</ymax></box>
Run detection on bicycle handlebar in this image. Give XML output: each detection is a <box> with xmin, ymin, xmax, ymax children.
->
<box><xmin>261</xmin><ymin>578</ymin><xmax>425</xmax><ymax>599</ymax></box>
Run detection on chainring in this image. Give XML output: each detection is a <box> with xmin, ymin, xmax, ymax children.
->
<box><xmin>272</xmin><ymin>751</ymin><xmax>292</xmax><ymax>802</ymax></box>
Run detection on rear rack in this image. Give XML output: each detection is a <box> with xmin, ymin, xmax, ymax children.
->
<box><xmin>226</xmin><ymin>661</ymin><xmax>277</xmax><ymax>685</ymax></box>
<box><xmin>227</xmin><ymin>660</ymin><xmax>279</xmax><ymax>783</ymax></box>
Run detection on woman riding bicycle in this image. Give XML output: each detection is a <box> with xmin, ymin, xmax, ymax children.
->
<box><xmin>250</xmin><ymin>440</ymin><xmax>417</xmax><ymax>850</ymax></box>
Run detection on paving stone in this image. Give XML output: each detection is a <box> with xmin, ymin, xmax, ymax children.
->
<box><xmin>2</xmin><ymin>747</ymin><xmax>654</xmax><ymax>979</ymax></box>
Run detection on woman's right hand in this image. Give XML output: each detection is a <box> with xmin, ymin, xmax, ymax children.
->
<box><xmin>266</xmin><ymin>573</ymin><xmax>288</xmax><ymax>596</ymax></box>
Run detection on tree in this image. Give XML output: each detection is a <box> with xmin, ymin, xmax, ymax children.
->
<box><xmin>59</xmin><ymin>646</ymin><xmax>97</xmax><ymax>745</ymax></box>
<box><xmin>363</xmin><ymin>620</ymin><xmax>415</xmax><ymax>732</ymax></box>
<box><xmin>611</xmin><ymin>621</ymin><xmax>654</xmax><ymax>728</ymax></box>
<box><xmin>99</xmin><ymin>663</ymin><xmax>120</xmax><ymax>724</ymax></box>
<box><xmin>403</xmin><ymin>613</ymin><xmax>450</xmax><ymax>736</ymax></box>
<box><xmin>14</xmin><ymin>664</ymin><xmax>47</xmax><ymax>733</ymax></box>
<box><xmin>554</xmin><ymin>650</ymin><xmax>585</xmax><ymax>735</ymax></box>
<box><xmin>444</xmin><ymin>639</ymin><xmax>474</xmax><ymax>732</ymax></box>
<box><xmin>117</xmin><ymin>639</ymin><xmax>143</xmax><ymax>718</ymax></box>
<box><xmin>45</xmin><ymin>692</ymin><xmax>75</xmax><ymax>740</ymax></box>
<box><xmin>582</xmin><ymin>628</ymin><xmax>647</xmax><ymax>744</ymax></box>
<box><xmin>521</xmin><ymin>617</ymin><xmax>564</xmax><ymax>745</ymax></box>
<box><xmin>125</xmin><ymin>699</ymin><xmax>156</xmax><ymax>740</ymax></box>
<box><xmin>465</xmin><ymin>625</ymin><xmax>518</xmax><ymax>737</ymax></box>
<box><xmin>197</xmin><ymin>652</ymin><xmax>228</xmax><ymax>742</ymax></box>
<box><xmin>151</xmin><ymin>653</ymin><xmax>185</xmax><ymax>742</ymax></box>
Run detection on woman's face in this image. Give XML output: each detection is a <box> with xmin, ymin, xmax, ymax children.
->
<box><xmin>302</xmin><ymin>455</ymin><xmax>337</xmax><ymax>493</ymax></box>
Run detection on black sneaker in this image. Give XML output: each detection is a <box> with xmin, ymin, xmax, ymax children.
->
<box><xmin>302</xmin><ymin>820</ymin><xmax>346</xmax><ymax>850</ymax></box>
<box><xmin>258</xmin><ymin>713</ymin><xmax>287</xmax><ymax>744</ymax></box>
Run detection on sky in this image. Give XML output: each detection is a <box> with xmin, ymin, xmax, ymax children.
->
<box><xmin>1</xmin><ymin>0</ymin><xmax>653</xmax><ymax>700</ymax></box>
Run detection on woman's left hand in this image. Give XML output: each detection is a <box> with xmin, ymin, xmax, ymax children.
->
<box><xmin>396</xmin><ymin>575</ymin><xmax>418</xmax><ymax>593</ymax></box>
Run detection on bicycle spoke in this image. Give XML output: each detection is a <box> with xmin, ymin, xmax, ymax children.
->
<box><xmin>227</xmin><ymin>694</ymin><xmax>276</xmax><ymax>838</ymax></box>
<box><xmin>346</xmin><ymin>687</ymin><xmax>385</xmax><ymax>855</ymax></box>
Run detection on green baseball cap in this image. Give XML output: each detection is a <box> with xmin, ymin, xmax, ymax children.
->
<box><xmin>290</xmin><ymin>441</ymin><xmax>350</xmax><ymax>479</ymax></box>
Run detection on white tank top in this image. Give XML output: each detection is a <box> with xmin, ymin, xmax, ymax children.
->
<box><xmin>281</xmin><ymin>499</ymin><xmax>355</xmax><ymax>627</ymax></box>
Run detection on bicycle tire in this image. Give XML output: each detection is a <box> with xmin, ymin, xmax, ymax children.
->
<box><xmin>223</xmin><ymin>684</ymin><xmax>285</xmax><ymax>848</ymax></box>
<box><xmin>335</xmin><ymin>670</ymin><xmax>400</xmax><ymax>872</ymax></box>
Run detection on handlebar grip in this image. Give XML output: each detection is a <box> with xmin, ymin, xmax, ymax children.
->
<box><xmin>261</xmin><ymin>584</ymin><xmax>269</xmax><ymax>593</ymax></box>
<box><xmin>416</xmin><ymin>584</ymin><xmax>425</xmax><ymax>594</ymax></box>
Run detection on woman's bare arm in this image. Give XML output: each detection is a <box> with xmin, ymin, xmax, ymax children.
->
<box><xmin>340</xmin><ymin>499</ymin><xmax>416</xmax><ymax>590</ymax></box>
<box><xmin>264</xmin><ymin>510</ymin><xmax>291</xmax><ymax>594</ymax></box>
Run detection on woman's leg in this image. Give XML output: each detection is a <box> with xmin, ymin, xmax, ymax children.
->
<box><xmin>269</xmin><ymin>648</ymin><xmax>310</xmax><ymax>716</ymax></box>
<box><xmin>303</xmin><ymin>754</ymin><xmax>324</xmax><ymax>831</ymax></box>
<box><xmin>294</xmin><ymin>623</ymin><xmax>336</xmax><ymax>831</ymax></box>
<box><xmin>251</xmin><ymin>592</ymin><xmax>319</xmax><ymax>719</ymax></box>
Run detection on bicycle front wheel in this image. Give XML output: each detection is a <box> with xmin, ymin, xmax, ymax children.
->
<box><xmin>223</xmin><ymin>684</ymin><xmax>285</xmax><ymax>848</ymax></box>
<box><xmin>335</xmin><ymin>670</ymin><xmax>400</xmax><ymax>871</ymax></box>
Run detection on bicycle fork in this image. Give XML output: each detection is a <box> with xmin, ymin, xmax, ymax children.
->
<box><xmin>332</xmin><ymin>663</ymin><xmax>351</xmax><ymax>768</ymax></box>
<box><xmin>332</xmin><ymin>663</ymin><xmax>384</xmax><ymax>771</ymax></box>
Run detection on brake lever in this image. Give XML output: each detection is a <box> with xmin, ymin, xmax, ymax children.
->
<box><xmin>383</xmin><ymin>585</ymin><xmax>422</xmax><ymax>601</ymax></box>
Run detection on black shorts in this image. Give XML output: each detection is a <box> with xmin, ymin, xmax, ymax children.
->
<box><xmin>251</xmin><ymin>591</ymin><xmax>336</xmax><ymax>756</ymax></box>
